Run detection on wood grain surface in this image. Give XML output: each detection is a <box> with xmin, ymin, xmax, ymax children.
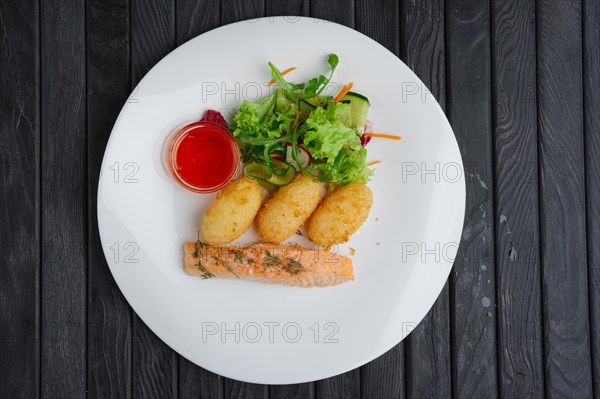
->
<box><xmin>0</xmin><ymin>0</ymin><xmax>597</xmax><ymax>398</ymax></box>
<box><xmin>0</xmin><ymin>1</ymin><xmax>40</xmax><ymax>398</ymax></box>
<box><xmin>584</xmin><ymin>0</ymin><xmax>600</xmax><ymax>396</ymax></box>
<box><xmin>40</xmin><ymin>0</ymin><xmax>87</xmax><ymax>397</ymax></box>
<box><xmin>537</xmin><ymin>0</ymin><xmax>593</xmax><ymax>397</ymax></box>
<box><xmin>446</xmin><ymin>0</ymin><xmax>498</xmax><ymax>397</ymax></box>
<box><xmin>491</xmin><ymin>0</ymin><xmax>544</xmax><ymax>397</ymax></box>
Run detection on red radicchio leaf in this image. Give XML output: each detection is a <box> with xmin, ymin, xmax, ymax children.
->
<box><xmin>361</xmin><ymin>120</ymin><xmax>373</xmax><ymax>146</ymax></box>
<box><xmin>361</xmin><ymin>134</ymin><xmax>372</xmax><ymax>147</ymax></box>
<box><xmin>201</xmin><ymin>110</ymin><xmax>228</xmax><ymax>128</ymax></box>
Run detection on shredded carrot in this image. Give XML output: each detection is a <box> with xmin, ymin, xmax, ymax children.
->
<box><xmin>367</xmin><ymin>160</ymin><xmax>381</xmax><ymax>166</ymax></box>
<box><xmin>268</xmin><ymin>67</ymin><xmax>297</xmax><ymax>86</ymax></box>
<box><xmin>364</xmin><ymin>133</ymin><xmax>402</xmax><ymax>140</ymax></box>
<box><xmin>333</xmin><ymin>82</ymin><xmax>354</xmax><ymax>103</ymax></box>
<box><xmin>290</xmin><ymin>109</ymin><xmax>301</xmax><ymax>133</ymax></box>
<box><xmin>270</xmin><ymin>153</ymin><xmax>283</xmax><ymax>159</ymax></box>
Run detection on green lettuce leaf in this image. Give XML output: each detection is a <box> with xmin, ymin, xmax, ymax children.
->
<box><xmin>312</xmin><ymin>146</ymin><xmax>373</xmax><ymax>184</ymax></box>
<box><xmin>230</xmin><ymin>92</ymin><xmax>299</xmax><ymax>140</ymax></box>
<box><xmin>303</xmin><ymin>103</ymin><xmax>361</xmax><ymax>161</ymax></box>
<box><xmin>230</xmin><ymin>94</ymin><xmax>276</xmax><ymax>138</ymax></box>
<box><xmin>264</xmin><ymin>102</ymin><xmax>297</xmax><ymax>138</ymax></box>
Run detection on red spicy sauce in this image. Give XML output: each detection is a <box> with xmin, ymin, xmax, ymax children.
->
<box><xmin>167</xmin><ymin>121</ymin><xmax>239</xmax><ymax>193</ymax></box>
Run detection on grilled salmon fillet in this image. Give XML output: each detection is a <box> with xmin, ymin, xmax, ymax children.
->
<box><xmin>183</xmin><ymin>241</ymin><xmax>354</xmax><ymax>287</ymax></box>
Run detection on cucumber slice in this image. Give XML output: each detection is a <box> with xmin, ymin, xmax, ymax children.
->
<box><xmin>244</xmin><ymin>160</ymin><xmax>296</xmax><ymax>186</ymax></box>
<box><xmin>244</xmin><ymin>162</ymin><xmax>272</xmax><ymax>180</ymax></box>
<box><xmin>343</xmin><ymin>91</ymin><xmax>370</xmax><ymax>104</ymax></box>
<box><xmin>306</xmin><ymin>95</ymin><xmax>331</xmax><ymax>107</ymax></box>
<box><xmin>299</xmin><ymin>99</ymin><xmax>315</xmax><ymax>114</ymax></box>
<box><xmin>275</xmin><ymin>88</ymin><xmax>291</xmax><ymax>112</ymax></box>
<box><xmin>340</xmin><ymin>91</ymin><xmax>370</xmax><ymax>129</ymax></box>
<box><xmin>332</xmin><ymin>102</ymin><xmax>353</xmax><ymax>127</ymax></box>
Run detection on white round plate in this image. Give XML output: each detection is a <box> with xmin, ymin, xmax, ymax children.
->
<box><xmin>98</xmin><ymin>17</ymin><xmax>465</xmax><ymax>384</ymax></box>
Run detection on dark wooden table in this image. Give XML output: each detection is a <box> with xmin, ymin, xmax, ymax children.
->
<box><xmin>1</xmin><ymin>0</ymin><xmax>599</xmax><ymax>398</ymax></box>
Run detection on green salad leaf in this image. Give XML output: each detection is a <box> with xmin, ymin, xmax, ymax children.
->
<box><xmin>303</xmin><ymin>54</ymin><xmax>339</xmax><ymax>98</ymax></box>
<box><xmin>303</xmin><ymin>104</ymin><xmax>360</xmax><ymax>160</ymax></box>
<box><xmin>263</xmin><ymin>101</ymin><xmax>298</xmax><ymax>138</ymax></box>
<box><xmin>229</xmin><ymin>54</ymin><xmax>374</xmax><ymax>185</ymax></box>
<box><xmin>230</xmin><ymin>94</ymin><xmax>276</xmax><ymax>138</ymax></box>
<box><xmin>309</xmin><ymin>147</ymin><xmax>372</xmax><ymax>184</ymax></box>
<box><xmin>332</xmin><ymin>146</ymin><xmax>373</xmax><ymax>184</ymax></box>
<box><xmin>269</xmin><ymin>53</ymin><xmax>339</xmax><ymax>102</ymax></box>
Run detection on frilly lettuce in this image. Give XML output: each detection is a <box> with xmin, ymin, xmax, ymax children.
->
<box><xmin>311</xmin><ymin>146</ymin><xmax>373</xmax><ymax>184</ymax></box>
<box><xmin>303</xmin><ymin>103</ymin><xmax>361</xmax><ymax>161</ymax></box>
<box><xmin>230</xmin><ymin>93</ymin><xmax>297</xmax><ymax>139</ymax></box>
<box><xmin>229</xmin><ymin>54</ymin><xmax>373</xmax><ymax>185</ymax></box>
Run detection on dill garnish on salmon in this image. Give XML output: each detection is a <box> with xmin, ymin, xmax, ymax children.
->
<box><xmin>183</xmin><ymin>241</ymin><xmax>353</xmax><ymax>287</ymax></box>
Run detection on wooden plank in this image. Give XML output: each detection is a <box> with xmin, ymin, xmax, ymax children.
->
<box><xmin>491</xmin><ymin>0</ymin><xmax>544</xmax><ymax>397</ymax></box>
<box><xmin>175</xmin><ymin>1</ymin><xmax>224</xmax><ymax>398</ymax></box>
<box><xmin>308</xmin><ymin>2</ymin><xmax>359</xmax><ymax>398</ymax></box>
<box><xmin>445</xmin><ymin>0</ymin><xmax>498</xmax><ymax>397</ymax></box>
<box><xmin>537</xmin><ymin>0</ymin><xmax>593</xmax><ymax>397</ymax></box>
<box><xmin>361</xmin><ymin>345</ymin><xmax>404</xmax><ymax>399</ymax></box>
<box><xmin>132</xmin><ymin>0</ymin><xmax>176</xmax><ymax>84</ymax></box>
<box><xmin>310</xmin><ymin>0</ymin><xmax>354</xmax><ymax>25</ymax></box>
<box><xmin>270</xmin><ymin>384</ymin><xmax>314</xmax><ymax>399</ymax></box>
<box><xmin>0</xmin><ymin>1</ymin><xmax>40</xmax><ymax>398</ymax></box>
<box><xmin>86</xmin><ymin>0</ymin><xmax>132</xmax><ymax>397</ymax></box>
<box><xmin>40</xmin><ymin>0</ymin><xmax>86</xmax><ymax>397</ymax></box>
<box><xmin>224</xmin><ymin>382</ymin><xmax>270</xmax><ymax>399</ymax></box>
<box><xmin>130</xmin><ymin>1</ymin><xmax>178</xmax><ymax>398</ymax></box>
<box><xmin>265</xmin><ymin>0</ymin><xmax>308</xmax><ymax>17</ymax></box>
<box><xmin>354</xmin><ymin>1</ymin><xmax>404</xmax><ymax>398</ymax></box>
<box><xmin>221</xmin><ymin>0</ymin><xmax>264</xmax><ymax>25</ymax></box>
<box><xmin>263</xmin><ymin>1</ymin><xmax>314</xmax><ymax>399</ymax></box>
<box><xmin>176</xmin><ymin>0</ymin><xmax>220</xmax><ymax>45</ymax></box>
<box><xmin>132</xmin><ymin>319</ymin><xmax>178</xmax><ymax>399</ymax></box>
<box><xmin>584</xmin><ymin>0</ymin><xmax>600</xmax><ymax>395</ymax></box>
<box><xmin>179</xmin><ymin>357</ymin><xmax>223</xmax><ymax>399</ymax></box>
<box><xmin>400</xmin><ymin>0</ymin><xmax>451</xmax><ymax>397</ymax></box>
<box><xmin>356</xmin><ymin>0</ymin><xmax>400</xmax><ymax>55</ymax></box>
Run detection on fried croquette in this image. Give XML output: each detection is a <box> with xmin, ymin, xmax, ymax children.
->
<box><xmin>202</xmin><ymin>177</ymin><xmax>262</xmax><ymax>244</ymax></box>
<box><xmin>255</xmin><ymin>173</ymin><xmax>321</xmax><ymax>243</ymax></box>
<box><xmin>307</xmin><ymin>183</ymin><xmax>373</xmax><ymax>246</ymax></box>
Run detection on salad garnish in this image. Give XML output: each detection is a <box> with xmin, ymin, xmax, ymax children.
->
<box><xmin>333</xmin><ymin>82</ymin><xmax>354</xmax><ymax>103</ymax></box>
<box><xmin>363</xmin><ymin>133</ymin><xmax>401</xmax><ymax>140</ymax></box>
<box><xmin>268</xmin><ymin>67</ymin><xmax>296</xmax><ymax>86</ymax></box>
<box><xmin>229</xmin><ymin>54</ymin><xmax>375</xmax><ymax>185</ymax></box>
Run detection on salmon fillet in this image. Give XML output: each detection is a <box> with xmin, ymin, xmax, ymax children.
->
<box><xmin>183</xmin><ymin>241</ymin><xmax>354</xmax><ymax>287</ymax></box>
